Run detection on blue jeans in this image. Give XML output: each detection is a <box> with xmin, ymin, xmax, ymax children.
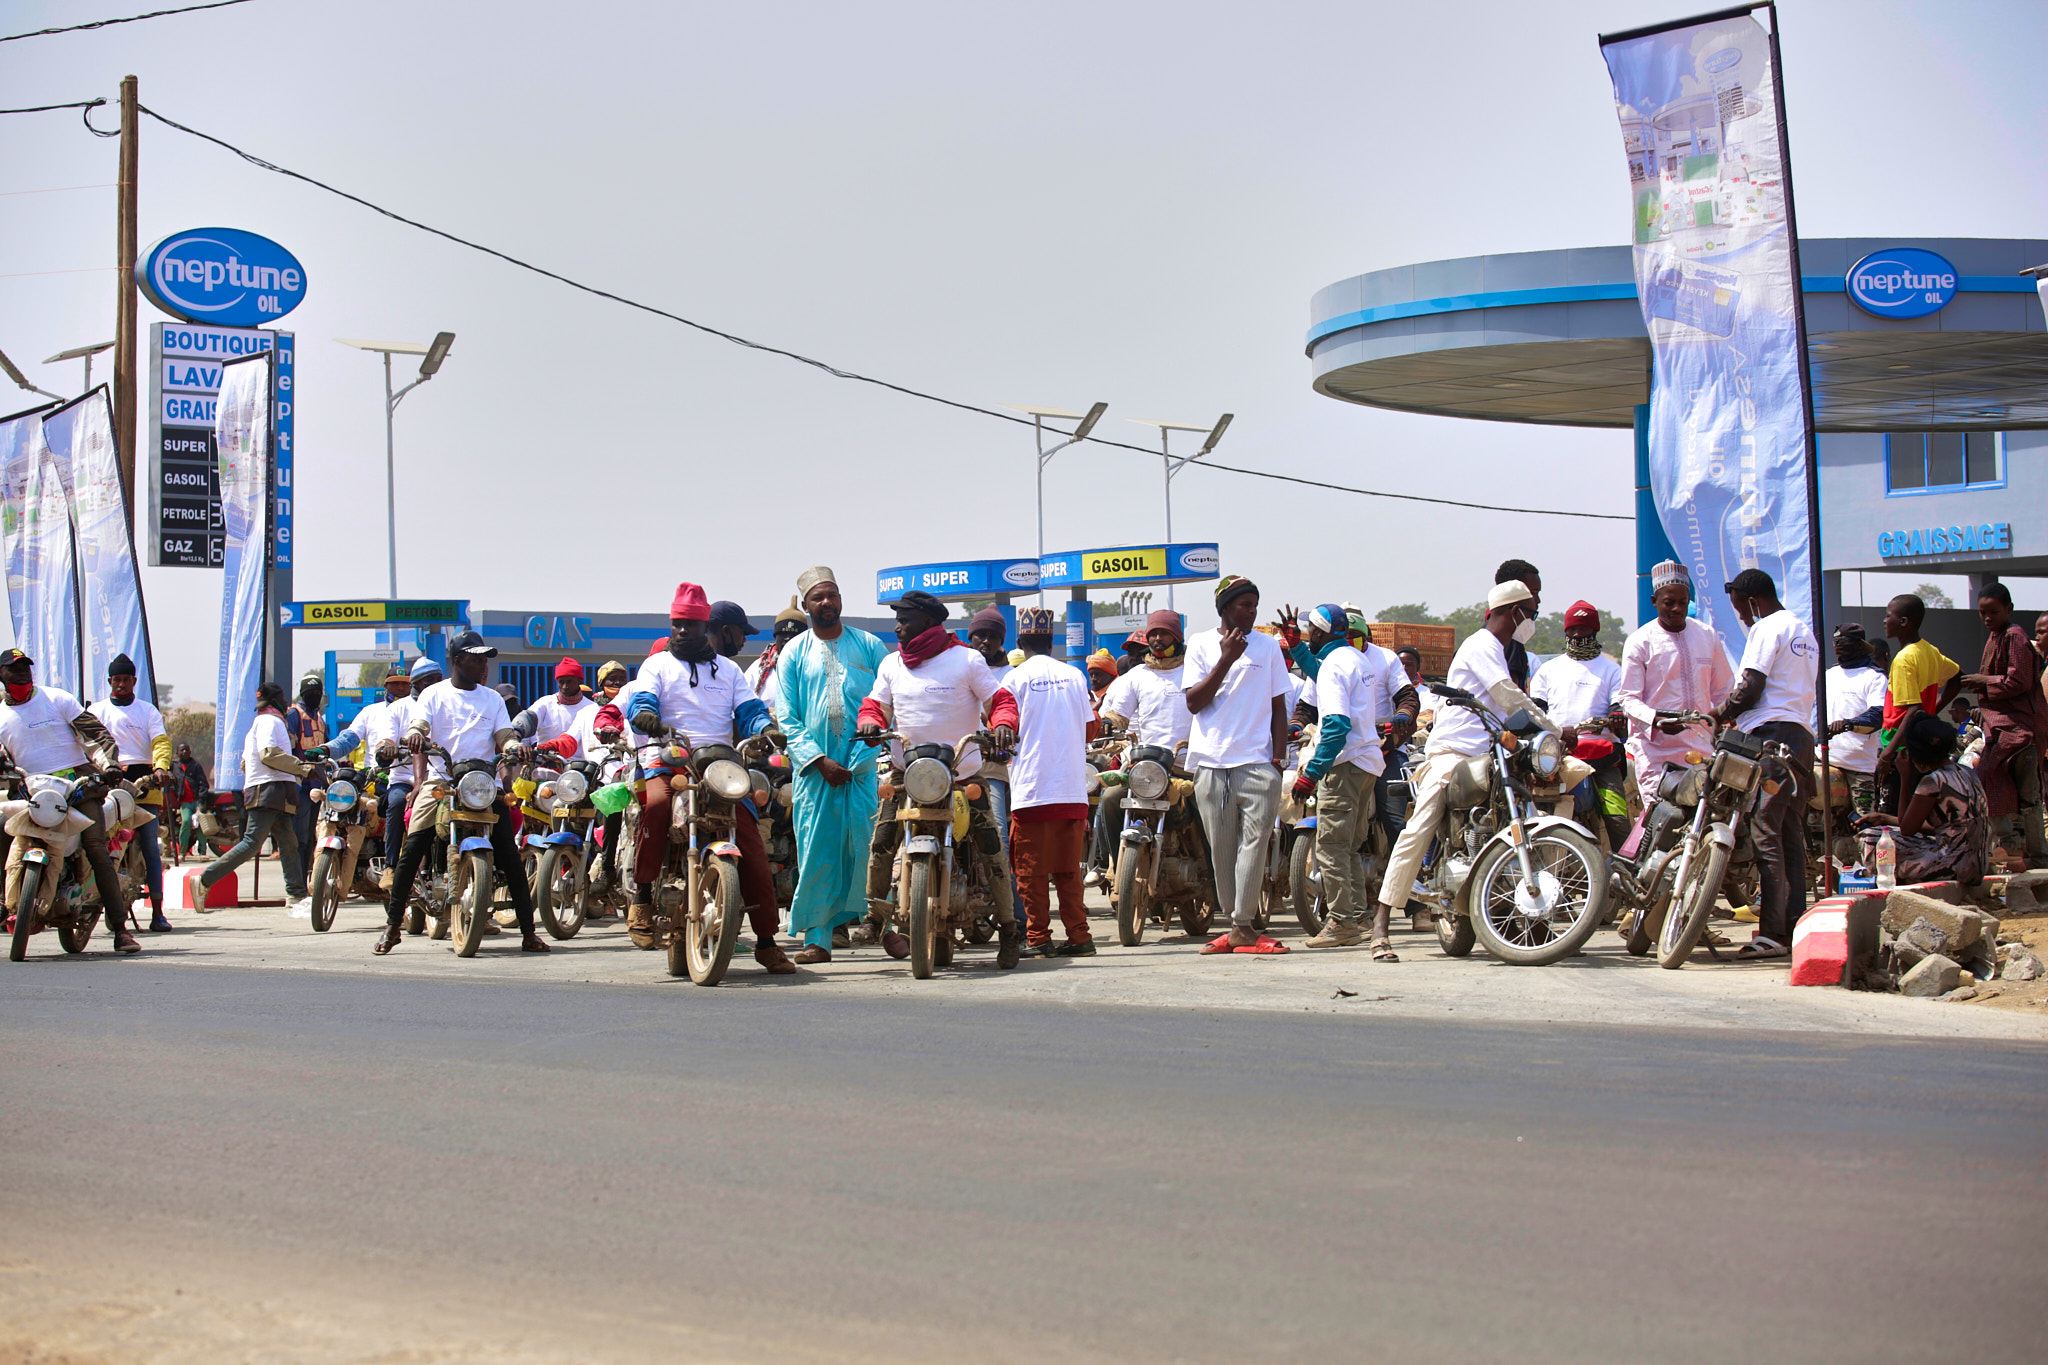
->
<box><xmin>384</xmin><ymin>782</ymin><xmax>412</xmax><ymax>869</ymax></box>
<box><xmin>985</xmin><ymin>776</ymin><xmax>1022</xmax><ymax>910</ymax></box>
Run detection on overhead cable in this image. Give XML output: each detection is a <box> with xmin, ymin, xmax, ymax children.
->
<box><xmin>131</xmin><ymin>102</ymin><xmax>1628</xmax><ymax>523</ymax></box>
<box><xmin>1</xmin><ymin>0</ymin><xmax>256</xmax><ymax>44</ymax></box>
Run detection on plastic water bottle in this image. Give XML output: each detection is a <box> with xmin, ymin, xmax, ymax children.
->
<box><xmin>1874</xmin><ymin>828</ymin><xmax>1897</xmax><ymax>890</ymax></box>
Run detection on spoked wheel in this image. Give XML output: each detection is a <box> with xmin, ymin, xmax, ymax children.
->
<box><xmin>964</xmin><ymin>913</ymin><xmax>994</xmax><ymax>944</ymax></box>
<box><xmin>535</xmin><ymin>846</ymin><xmax>586</xmax><ymax>940</ymax></box>
<box><xmin>453</xmin><ymin>851</ymin><xmax>493</xmax><ymax>957</ymax></box>
<box><xmin>1467</xmin><ymin>828</ymin><xmax>1609</xmax><ymax>965</ymax></box>
<box><xmin>1114</xmin><ymin>842</ymin><xmax>1150</xmax><ymax>946</ymax></box>
<box><xmin>676</xmin><ymin>855</ymin><xmax>744</xmax><ymax>985</ymax></box>
<box><xmin>9</xmin><ymin>864</ymin><xmax>40</xmax><ymax>961</ymax></box>
<box><xmin>58</xmin><ymin>906</ymin><xmax>99</xmax><ymax>955</ymax></box>
<box><xmin>1289</xmin><ymin>832</ymin><xmax>1323</xmax><ymax>935</ymax></box>
<box><xmin>1658</xmin><ymin>836</ymin><xmax>1730</xmax><ymax>970</ymax></box>
<box><xmin>906</xmin><ymin>859</ymin><xmax>935</xmax><ymax>979</ymax></box>
<box><xmin>1179</xmin><ymin>898</ymin><xmax>1214</xmax><ymax>938</ymax></box>
<box><xmin>308</xmin><ymin>849</ymin><xmax>343</xmax><ymax>932</ymax></box>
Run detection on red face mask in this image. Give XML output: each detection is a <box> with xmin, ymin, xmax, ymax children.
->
<box><xmin>4</xmin><ymin>681</ymin><xmax>34</xmax><ymax>703</ymax></box>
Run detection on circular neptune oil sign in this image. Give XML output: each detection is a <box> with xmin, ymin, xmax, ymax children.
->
<box><xmin>139</xmin><ymin>227</ymin><xmax>307</xmax><ymax>327</ymax></box>
<box><xmin>1846</xmin><ymin>247</ymin><xmax>1957</xmax><ymax>320</ymax></box>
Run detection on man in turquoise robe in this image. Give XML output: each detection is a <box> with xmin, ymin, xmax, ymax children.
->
<box><xmin>777</xmin><ymin>567</ymin><xmax>890</xmax><ymax>963</ymax></box>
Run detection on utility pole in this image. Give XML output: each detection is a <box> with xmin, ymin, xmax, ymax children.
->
<box><xmin>114</xmin><ymin>75</ymin><xmax>139</xmax><ymax>499</ymax></box>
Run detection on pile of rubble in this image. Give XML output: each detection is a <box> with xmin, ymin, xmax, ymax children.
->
<box><xmin>1793</xmin><ymin>873</ymin><xmax>2048</xmax><ymax>1002</ymax></box>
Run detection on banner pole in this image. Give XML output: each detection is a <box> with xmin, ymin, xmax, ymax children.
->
<box><xmin>1763</xmin><ymin>1</ymin><xmax>1834</xmax><ymax>896</ymax></box>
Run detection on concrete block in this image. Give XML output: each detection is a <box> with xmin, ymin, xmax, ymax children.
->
<box><xmin>183</xmin><ymin>868</ymin><xmax>236</xmax><ymax>909</ymax></box>
<box><xmin>1791</xmin><ymin>900</ymin><xmax>1850</xmax><ymax>986</ymax></box>
<box><xmin>1900</xmin><ymin>953</ymin><xmax>1961</xmax><ymax>998</ymax></box>
<box><xmin>1881</xmin><ymin>888</ymin><xmax>1985</xmax><ymax>952</ymax></box>
<box><xmin>2004</xmin><ymin>871</ymin><xmax>2048</xmax><ymax>913</ymax></box>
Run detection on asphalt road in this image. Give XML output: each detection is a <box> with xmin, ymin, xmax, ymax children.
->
<box><xmin>4</xmin><ymin>962</ymin><xmax>2045</xmax><ymax>1363</ymax></box>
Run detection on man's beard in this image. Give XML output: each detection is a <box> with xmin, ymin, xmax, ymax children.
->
<box><xmin>811</xmin><ymin>605</ymin><xmax>841</xmax><ymax>629</ymax></box>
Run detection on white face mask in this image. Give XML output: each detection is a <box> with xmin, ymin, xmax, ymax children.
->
<box><xmin>1511</xmin><ymin>613</ymin><xmax>1537</xmax><ymax>646</ymax></box>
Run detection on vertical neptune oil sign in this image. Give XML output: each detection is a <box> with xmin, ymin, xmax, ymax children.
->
<box><xmin>1601</xmin><ymin>7</ymin><xmax>1815</xmax><ymax>663</ymax></box>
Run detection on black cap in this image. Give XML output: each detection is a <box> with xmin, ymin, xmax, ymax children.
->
<box><xmin>448</xmin><ymin>629</ymin><xmax>497</xmax><ymax>658</ymax></box>
<box><xmin>107</xmin><ymin>652</ymin><xmax>136</xmax><ymax>678</ymax></box>
<box><xmin>708</xmin><ymin>600</ymin><xmax>762</xmax><ymax>637</ymax></box>
<box><xmin>1833</xmin><ymin>622</ymin><xmax>1868</xmax><ymax>643</ymax></box>
<box><xmin>892</xmin><ymin>590</ymin><xmax>949</xmax><ymax>624</ymax></box>
<box><xmin>0</xmin><ymin>648</ymin><xmax>32</xmax><ymax>668</ymax></box>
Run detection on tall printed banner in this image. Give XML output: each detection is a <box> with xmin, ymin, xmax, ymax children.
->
<box><xmin>214</xmin><ymin>352</ymin><xmax>273</xmax><ymax>792</ymax></box>
<box><xmin>22</xmin><ymin>442</ymin><xmax>81</xmax><ymax>696</ymax></box>
<box><xmin>0</xmin><ymin>406</ymin><xmax>54</xmax><ymax>652</ymax></box>
<box><xmin>1602</xmin><ymin>9</ymin><xmax>1814</xmax><ymax>661</ymax></box>
<box><xmin>41</xmin><ymin>390</ymin><xmax>155</xmax><ymax>703</ymax></box>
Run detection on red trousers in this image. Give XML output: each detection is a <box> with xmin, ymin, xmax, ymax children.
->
<box><xmin>636</xmin><ymin>774</ymin><xmax>779</xmax><ymax>939</ymax></box>
<box><xmin>1009</xmin><ymin>814</ymin><xmax>1090</xmax><ymax>945</ymax></box>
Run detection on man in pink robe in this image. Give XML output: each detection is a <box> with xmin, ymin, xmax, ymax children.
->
<box><xmin>1616</xmin><ymin>562</ymin><xmax>1734</xmax><ymax>796</ymax></box>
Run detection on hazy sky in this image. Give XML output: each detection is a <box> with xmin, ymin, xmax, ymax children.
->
<box><xmin>5</xmin><ymin>0</ymin><xmax>2045</xmax><ymax>698</ymax></box>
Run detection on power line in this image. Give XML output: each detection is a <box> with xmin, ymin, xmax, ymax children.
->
<box><xmin>1</xmin><ymin>0</ymin><xmax>256</xmax><ymax>44</ymax></box>
<box><xmin>0</xmin><ymin>98</ymin><xmax>106</xmax><ymax>113</ymax></box>
<box><xmin>132</xmin><ymin>103</ymin><xmax>1630</xmax><ymax>524</ymax></box>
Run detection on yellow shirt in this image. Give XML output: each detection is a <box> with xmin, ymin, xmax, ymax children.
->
<box><xmin>1885</xmin><ymin>638</ymin><xmax>1958</xmax><ymax>729</ymax></box>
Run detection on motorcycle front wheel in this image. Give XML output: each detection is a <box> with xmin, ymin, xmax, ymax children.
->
<box><xmin>1114</xmin><ymin>842</ymin><xmax>1150</xmax><ymax>947</ymax></box>
<box><xmin>1625</xmin><ymin>860</ymin><xmax>1678</xmax><ymax>957</ymax></box>
<box><xmin>453</xmin><ymin>850</ymin><xmax>493</xmax><ymax>957</ymax></box>
<box><xmin>59</xmin><ymin>905</ymin><xmax>100</xmax><ymax>954</ymax></box>
<box><xmin>1467</xmin><ymin>828</ymin><xmax>1608</xmax><ymax>965</ymax></box>
<box><xmin>1288</xmin><ymin>831</ymin><xmax>1323</xmax><ymax>936</ymax></box>
<box><xmin>308</xmin><ymin>848</ymin><xmax>342</xmax><ymax>932</ymax></box>
<box><xmin>1658</xmin><ymin>835</ymin><xmax>1730</xmax><ymax>970</ymax></box>
<box><xmin>677</xmin><ymin>855</ymin><xmax>743</xmax><ymax>985</ymax></box>
<box><xmin>535</xmin><ymin>846</ymin><xmax>586</xmax><ymax>940</ymax></box>
<box><xmin>906</xmin><ymin>858</ymin><xmax>935</xmax><ymax>979</ymax></box>
<box><xmin>9</xmin><ymin>864</ymin><xmax>40</xmax><ymax>960</ymax></box>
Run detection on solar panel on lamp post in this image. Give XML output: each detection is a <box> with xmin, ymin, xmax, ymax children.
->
<box><xmin>337</xmin><ymin>332</ymin><xmax>456</xmax><ymax>600</ymax></box>
<box><xmin>1130</xmin><ymin>413</ymin><xmax>1232</xmax><ymax>607</ymax></box>
<box><xmin>1002</xmin><ymin>401</ymin><xmax>1106</xmax><ymax>605</ymax></box>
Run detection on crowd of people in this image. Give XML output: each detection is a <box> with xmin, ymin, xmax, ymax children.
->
<box><xmin>4</xmin><ymin>557</ymin><xmax>2040</xmax><ymax>970</ymax></box>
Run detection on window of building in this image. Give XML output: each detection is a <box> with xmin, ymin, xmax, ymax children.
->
<box><xmin>1885</xmin><ymin>432</ymin><xmax>2003</xmax><ymax>495</ymax></box>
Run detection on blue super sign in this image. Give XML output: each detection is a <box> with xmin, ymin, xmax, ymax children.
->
<box><xmin>140</xmin><ymin>228</ymin><xmax>308</xmax><ymax>328</ymax></box>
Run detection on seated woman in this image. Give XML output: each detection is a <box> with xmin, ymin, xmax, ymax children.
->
<box><xmin>1856</xmin><ymin>713</ymin><xmax>1992</xmax><ymax>886</ymax></box>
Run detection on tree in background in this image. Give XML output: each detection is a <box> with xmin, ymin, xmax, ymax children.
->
<box><xmin>164</xmin><ymin>702</ymin><xmax>216</xmax><ymax>783</ymax></box>
<box><xmin>1913</xmin><ymin>583</ymin><xmax>1955</xmax><ymax>610</ymax></box>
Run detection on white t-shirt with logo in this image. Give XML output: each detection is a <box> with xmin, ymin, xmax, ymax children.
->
<box><xmin>0</xmin><ymin>687</ymin><xmax>91</xmax><ymax>774</ymax></box>
<box><xmin>412</xmin><ymin>679</ymin><xmax>513</xmax><ymax>779</ymax></box>
<box><xmin>242</xmin><ymin>710</ymin><xmax>296</xmax><ymax>790</ymax></box>
<box><xmin>1183</xmin><ymin>629</ymin><xmax>1291</xmax><ymax>770</ymax></box>
<box><xmin>1736</xmin><ymin>608</ymin><xmax>1820</xmax><ymax>732</ymax></box>
<box><xmin>87</xmin><ymin>695</ymin><xmax>165</xmax><ymax>767</ymax></box>
<box><xmin>526</xmin><ymin>693</ymin><xmax>598</xmax><ymax>759</ymax></box>
<box><xmin>1428</xmin><ymin>630</ymin><xmax>1515</xmax><ymax>758</ymax></box>
<box><xmin>867</xmin><ymin>643</ymin><xmax>1000</xmax><ymax>778</ymax></box>
<box><xmin>1313</xmin><ymin>645</ymin><xmax>1396</xmax><ymax>776</ymax></box>
<box><xmin>1102</xmin><ymin>663</ymin><xmax>1190</xmax><ymax>753</ymax></box>
<box><xmin>1004</xmin><ymin>653</ymin><xmax>1094</xmax><ymax>810</ymax></box>
<box><xmin>1529</xmin><ymin>652</ymin><xmax>1622</xmax><ymax>728</ymax></box>
<box><xmin>622</xmin><ymin>651</ymin><xmax>758</xmax><ymax>755</ymax></box>
<box><xmin>1824</xmin><ymin>663</ymin><xmax>1889</xmax><ymax>774</ymax></box>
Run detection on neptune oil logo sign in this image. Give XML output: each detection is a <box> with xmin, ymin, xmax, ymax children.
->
<box><xmin>1846</xmin><ymin>247</ymin><xmax>1957</xmax><ymax>320</ymax></box>
<box><xmin>139</xmin><ymin>228</ymin><xmax>307</xmax><ymax>327</ymax></box>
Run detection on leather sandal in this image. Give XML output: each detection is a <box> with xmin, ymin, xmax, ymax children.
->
<box><xmin>520</xmin><ymin>932</ymin><xmax>552</xmax><ymax>954</ymax></box>
<box><xmin>373</xmin><ymin>925</ymin><xmax>403</xmax><ymax>955</ymax></box>
<box><xmin>792</xmin><ymin>944</ymin><xmax>832</xmax><ymax>964</ymax></box>
<box><xmin>881</xmin><ymin>929</ymin><xmax>911</xmax><ymax>960</ymax></box>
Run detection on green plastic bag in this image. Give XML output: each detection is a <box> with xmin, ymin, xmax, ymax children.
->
<box><xmin>591</xmin><ymin>781</ymin><xmax>634</xmax><ymax>816</ymax></box>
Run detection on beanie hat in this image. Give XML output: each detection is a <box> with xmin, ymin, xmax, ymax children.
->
<box><xmin>554</xmin><ymin>656</ymin><xmax>585</xmax><ymax>681</ymax></box>
<box><xmin>669</xmin><ymin>583</ymin><xmax>711</xmax><ymax>621</ymax></box>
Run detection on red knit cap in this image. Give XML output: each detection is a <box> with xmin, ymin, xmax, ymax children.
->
<box><xmin>553</xmin><ymin>656</ymin><xmax>584</xmax><ymax>681</ymax></box>
<box><xmin>1563</xmin><ymin>600</ymin><xmax>1600</xmax><ymax>632</ymax></box>
<box><xmin>669</xmin><ymin>582</ymin><xmax>711</xmax><ymax>621</ymax></box>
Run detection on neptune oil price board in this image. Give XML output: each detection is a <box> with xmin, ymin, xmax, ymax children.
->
<box><xmin>875</xmin><ymin>558</ymin><xmax>1041</xmax><ymax>603</ymax></box>
<box><xmin>142</xmin><ymin>230</ymin><xmax>305</xmax><ymax>569</ymax></box>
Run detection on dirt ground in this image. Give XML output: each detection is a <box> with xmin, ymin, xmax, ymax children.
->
<box><xmin>1959</xmin><ymin>900</ymin><xmax>2048</xmax><ymax>1011</ymax></box>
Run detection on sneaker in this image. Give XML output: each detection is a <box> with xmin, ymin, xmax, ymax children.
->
<box><xmin>1055</xmin><ymin>939</ymin><xmax>1097</xmax><ymax>957</ymax></box>
<box><xmin>286</xmin><ymin>897</ymin><xmax>312</xmax><ymax>919</ymax></box>
<box><xmin>148</xmin><ymin>911</ymin><xmax>173</xmax><ymax>933</ymax></box>
<box><xmin>1025</xmin><ymin>940</ymin><xmax>1058</xmax><ymax>958</ymax></box>
<box><xmin>1305</xmin><ymin>920</ymin><xmax>1364</xmax><ymax>948</ymax></box>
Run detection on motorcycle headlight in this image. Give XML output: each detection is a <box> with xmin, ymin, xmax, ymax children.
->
<box><xmin>903</xmin><ymin>756</ymin><xmax>952</xmax><ymax>807</ymax></box>
<box><xmin>1128</xmin><ymin>759</ymin><xmax>1168</xmax><ymax>800</ymax></box>
<box><xmin>552</xmin><ymin>769</ymin><xmax>588</xmax><ymax>808</ymax></box>
<box><xmin>1528</xmin><ymin>732</ymin><xmax>1562</xmax><ymax>779</ymax></box>
<box><xmin>456</xmin><ymin>770</ymin><xmax>498</xmax><ymax>811</ymax></box>
<box><xmin>1711</xmin><ymin>750</ymin><xmax>1758</xmax><ymax>794</ymax></box>
<box><xmin>324</xmin><ymin>779</ymin><xmax>358</xmax><ymax>811</ymax></box>
<box><xmin>776</xmin><ymin>783</ymin><xmax>793</xmax><ymax>810</ymax></box>
<box><xmin>103</xmin><ymin>788</ymin><xmax>137</xmax><ymax>827</ymax></box>
<box><xmin>26</xmin><ymin>788</ymin><xmax>68</xmax><ymax>829</ymax></box>
<box><xmin>749</xmin><ymin>771</ymin><xmax>771</xmax><ymax>806</ymax></box>
<box><xmin>1086</xmin><ymin>768</ymin><xmax>1103</xmax><ymax>796</ymax></box>
<box><xmin>702</xmin><ymin>758</ymin><xmax>752</xmax><ymax>802</ymax></box>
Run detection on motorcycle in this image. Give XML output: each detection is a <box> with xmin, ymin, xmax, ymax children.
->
<box><xmin>749</xmin><ymin>746</ymin><xmax>799</xmax><ymax>916</ymax></box>
<box><xmin>1412</xmin><ymin>686</ymin><xmax>1610</xmax><ymax>965</ymax></box>
<box><xmin>306</xmin><ymin>757</ymin><xmax>383</xmax><ymax>932</ymax></box>
<box><xmin>637</xmin><ymin>723</ymin><xmax>767</xmax><ymax>985</ymax></box>
<box><xmin>4</xmin><ymin>764</ymin><xmax>154</xmax><ymax>961</ymax></box>
<box><xmin>520</xmin><ymin>754</ymin><xmax>603</xmax><ymax>939</ymax></box>
<box><xmin>1643</xmin><ymin>726</ymin><xmax>1794</xmax><ymax>970</ymax></box>
<box><xmin>194</xmin><ymin>787</ymin><xmax>243</xmax><ymax>858</ymax></box>
<box><xmin>1105</xmin><ymin>740</ymin><xmax>1219</xmax><ymax>944</ymax></box>
<box><xmin>1288</xmin><ymin>725</ymin><xmax>1407</xmax><ymax>936</ymax></box>
<box><xmin>866</xmin><ymin>728</ymin><xmax>1007</xmax><ymax>979</ymax></box>
<box><xmin>407</xmin><ymin>742</ymin><xmax>513</xmax><ymax>957</ymax></box>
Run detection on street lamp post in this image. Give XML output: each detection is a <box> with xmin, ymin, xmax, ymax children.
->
<box><xmin>1130</xmin><ymin>414</ymin><xmax>1232</xmax><ymax>607</ymax></box>
<box><xmin>338</xmin><ymin>332</ymin><xmax>455</xmax><ymax>599</ymax></box>
<box><xmin>0</xmin><ymin>346</ymin><xmax>66</xmax><ymax>403</ymax></box>
<box><xmin>44</xmin><ymin>341</ymin><xmax>116</xmax><ymax>395</ymax></box>
<box><xmin>1003</xmin><ymin>401</ymin><xmax>1106</xmax><ymax>605</ymax></box>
